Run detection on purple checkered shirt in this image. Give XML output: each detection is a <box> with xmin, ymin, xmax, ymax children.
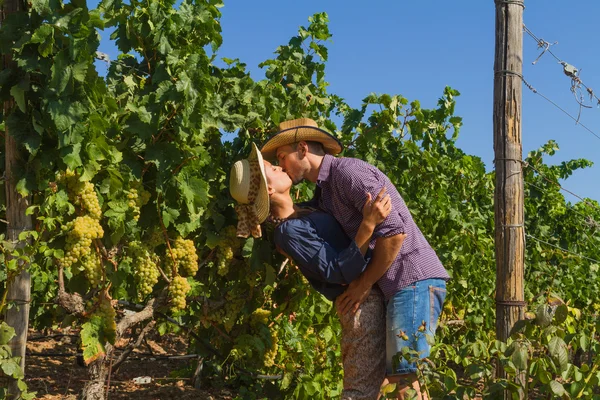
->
<box><xmin>316</xmin><ymin>155</ymin><xmax>449</xmax><ymax>300</ymax></box>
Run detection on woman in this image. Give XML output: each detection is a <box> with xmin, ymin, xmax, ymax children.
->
<box><xmin>230</xmin><ymin>143</ymin><xmax>391</xmax><ymax>399</ymax></box>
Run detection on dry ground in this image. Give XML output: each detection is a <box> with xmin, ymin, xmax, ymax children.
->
<box><xmin>23</xmin><ymin>329</ymin><xmax>237</xmax><ymax>400</ymax></box>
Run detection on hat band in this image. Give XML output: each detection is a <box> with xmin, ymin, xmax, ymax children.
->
<box><xmin>235</xmin><ymin>159</ymin><xmax>263</xmax><ymax>238</ymax></box>
<box><xmin>276</xmin><ymin>125</ymin><xmax>342</xmax><ymax>148</ymax></box>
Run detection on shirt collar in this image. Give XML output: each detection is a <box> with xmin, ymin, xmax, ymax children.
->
<box><xmin>317</xmin><ymin>154</ymin><xmax>334</xmax><ymax>183</ymax></box>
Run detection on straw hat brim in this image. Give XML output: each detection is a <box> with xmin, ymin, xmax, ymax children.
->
<box><xmin>250</xmin><ymin>144</ymin><xmax>270</xmax><ymax>223</ymax></box>
<box><xmin>260</xmin><ymin>126</ymin><xmax>343</xmax><ymax>160</ymax></box>
<box><xmin>229</xmin><ymin>143</ymin><xmax>270</xmax><ymax>223</ymax></box>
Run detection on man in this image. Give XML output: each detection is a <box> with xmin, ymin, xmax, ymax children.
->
<box><xmin>261</xmin><ymin>118</ymin><xmax>450</xmax><ymax>399</ymax></box>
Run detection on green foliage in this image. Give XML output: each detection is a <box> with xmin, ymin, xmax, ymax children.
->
<box><xmin>1</xmin><ymin>1</ymin><xmax>599</xmax><ymax>399</ymax></box>
<box><xmin>417</xmin><ymin>298</ymin><xmax>600</xmax><ymax>399</ymax></box>
<box><xmin>0</xmin><ymin>322</ymin><xmax>36</xmax><ymax>400</ymax></box>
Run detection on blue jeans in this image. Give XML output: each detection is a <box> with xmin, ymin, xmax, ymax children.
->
<box><xmin>385</xmin><ymin>278</ymin><xmax>447</xmax><ymax>375</ymax></box>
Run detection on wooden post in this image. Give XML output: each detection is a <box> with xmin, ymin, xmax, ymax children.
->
<box><xmin>2</xmin><ymin>0</ymin><xmax>33</xmax><ymax>397</ymax></box>
<box><xmin>493</xmin><ymin>0</ymin><xmax>525</xmax><ymax>392</ymax></box>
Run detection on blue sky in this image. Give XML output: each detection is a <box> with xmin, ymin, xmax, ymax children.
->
<box><xmin>91</xmin><ymin>0</ymin><xmax>600</xmax><ymax>203</ymax></box>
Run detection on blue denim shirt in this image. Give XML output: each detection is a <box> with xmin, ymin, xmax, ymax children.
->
<box><xmin>274</xmin><ymin>211</ymin><xmax>370</xmax><ymax>301</ymax></box>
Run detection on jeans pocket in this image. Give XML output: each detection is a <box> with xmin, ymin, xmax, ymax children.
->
<box><xmin>429</xmin><ymin>285</ymin><xmax>447</xmax><ymax>333</ymax></box>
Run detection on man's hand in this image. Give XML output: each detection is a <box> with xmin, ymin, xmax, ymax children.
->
<box><xmin>336</xmin><ymin>278</ymin><xmax>372</xmax><ymax>315</ymax></box>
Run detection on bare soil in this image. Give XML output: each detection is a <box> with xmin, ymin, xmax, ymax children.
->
<box><xmin>24</xmin><ymin>329</ymin><xmax>236</xmax><ymax>400</ymax></box>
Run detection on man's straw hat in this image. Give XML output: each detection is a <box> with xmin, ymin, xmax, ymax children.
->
<box><xmin>229</xmin><ymin>143</ymin><xmax>269</xmax><ymax>238</ymax></box>
<box><xmin>260</xmin><ymin>118</ymin><xmax>343</xmax><ymax>160</ymax></box>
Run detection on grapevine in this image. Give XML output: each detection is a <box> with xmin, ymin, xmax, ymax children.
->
<box><xmin>5</xmin><ymin>3</ymin><xmax>600</xmax><ymax>398</ymax></box>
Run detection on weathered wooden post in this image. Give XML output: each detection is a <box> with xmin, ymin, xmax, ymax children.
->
<box><xmin>493</xmin><ymin>0</ymin><xmax>526</xmax><ymax>395</ymax></box>
<box><xmin>2</xmin><ymin>0</ymin><xmax>33</xmax><ymax>397</ymax></box>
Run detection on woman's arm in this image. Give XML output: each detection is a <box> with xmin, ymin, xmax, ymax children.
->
<box><xmin>274</xmin><ymin>219</ymin><xmax>365</xmax><ymax>285</ymax></box>
<box><xmin>274</xmin><ymin>193</ymin><xmax>390</xmax><ymax>287</ymax></box>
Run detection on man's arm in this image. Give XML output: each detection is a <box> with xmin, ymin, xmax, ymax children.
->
<box><xmin>336</xmin><ymin>233</ymin><xmax>406</xmax><ymax>315</ymax></box>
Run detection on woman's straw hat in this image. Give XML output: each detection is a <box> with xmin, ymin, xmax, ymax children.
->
<box><xmin>260</xmin><ymin>118</ymin><xmax>343</xmax><ymax>160</ymax></box>
<box><xmin>229</xmin><ymin>143</ymin><xmax>269</xmax><ymax>238</ymax></box>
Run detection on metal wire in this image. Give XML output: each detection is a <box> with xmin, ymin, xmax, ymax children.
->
<box><xmin>524</xmin><ymin>181</ymin><xmax>598</xmax><ymax>226</ymax></box>
<box><xmin>524</xmin><ymin>163</ymin><xmax>600</xmax><ymax>212</ymax></box>
<box><xmin>518</xmin><ymin>74</ymin><xmax>600</xmax><ymax>141</ymax></box>
<box><xmin>526</xmin><ymin>234</ymin><xmax>600</xmax><ymax>264</ymax></box>
<box><xmin>523</xmin><ymin>24</ymin><xmax>600</xmax><ymax>108</ymax></box>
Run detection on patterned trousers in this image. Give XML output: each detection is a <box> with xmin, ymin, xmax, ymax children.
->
<box><xmin>338</xmin><ymin>288</ymin><xmax>386</xmax><ymax>400</ymax></box>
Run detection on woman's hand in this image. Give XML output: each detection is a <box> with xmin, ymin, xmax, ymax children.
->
<box><xmin>362</xmin><ymin>187</ymin><xmax>392</xmax><ymax>228</ymax></box>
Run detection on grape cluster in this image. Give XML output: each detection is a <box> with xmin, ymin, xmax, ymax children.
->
<box><xmin>78</xmin><ymin>181</ymin><xmax>102</xmax><ymax>219</ymax></box>
<box><xmin>81</xmin><ymin>252</ymin><xmax>103</xmax><ymax>287</ymax></box>
<box><xmin>263</xmin><ymin>330</ymin><xmax>279</xmax><ymax>367</ymax></box>
<box><xmin>251</xmin><ymin>308</ymin><xmax>271</xmax><ymax>327</ymax></box>
<box><xmin>216</xmin><ymin>246</ymin><xmax>233</xmax><ymax>276</ymax></box>
<box><xmin>206</xmin><ymin>296</ymin><xmax>244</xmax><ymax>332</ymax></box>
<box><xmin>146</xmin><ymin>228</ymin><xmax>164</xmax><ymax>248</ymax></box>
<box><xmin>63</xmin><ymin>170</ymin><xmax>102</xmax><ymax>219</ymax></box>
<box><xmin>245</xmin><ymin>270</ymin><xmax>261</xmax><ymax>288</ymax></box>
<box><xmin>61</xmin><ymin>216</ymin><xmax>104</xmax><ymax>268</ymax></box>
<box><xmin>216</xmin><ymin>226</ymin><xmax>240</xmax><ymax>276</ymax></box>
<box><xmin>316</xmin><ymin>337</ymin><xmax>327</xmax><ymax>365</ymax></box>
<box><xmin>97</xmin><ymin>292</ymin><xmax>117</xmax><ymax>343</ymax></box>
<box><xmin>165</xmin><ymin>237</ymin><xmax>198</xmax><ymax>277</ymax></box>
<box><xmin>169</xmin><ymin>275</ymin><xmax>191</xmax><ymax>312</ymax></box>
<box><xmin>127</xmin><ymin>181</ymin><xmax>151</xmax><ymax>221</ymax></box>
<box><xmin>130</xmin><ymin>242</ymin><xmax>160</xmax><ymax>299</ymax></box>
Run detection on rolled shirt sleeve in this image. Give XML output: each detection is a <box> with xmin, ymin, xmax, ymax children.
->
<box><xmin>274</xmin><ymin>219</ymin><xmax>368</xmax><ymax>285</ymax></box>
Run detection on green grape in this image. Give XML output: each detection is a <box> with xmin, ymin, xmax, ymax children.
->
<box><xmin>63</xmin><ymin>170</ymin><xmax>102</xmax><ymax>219</ymax></box>
<box><xmin>316</xmin><ymin>337</ymin><xmax>327</xmax><ymax>365</ymax></box>
<box><xmin>81</xmin><ymin>252</ymin><xmax>103</xmax><ymax>286</ymax></box>
<box><xmin>127</xmin><ymin>188</ymin><xmax>140</xmax><ymax>219</ymax></box>
<box><xmin>169</xmin><ymin>275</ymin><xmax>191</xmax><ymax>312</ymax></box>
<box><xmin>61</xmin><ymin>216</ymin><xmax>104</xmax><ymax>268</ymax></box>
<box><xmin>203</xmin><ymin>296</ymin><xmax>244</xmax><ymax>333</ymax></box>
<box><xmin>216</xmin><ymin>245</ymin><xmax>233</xmax><ymax>276</ymax></box>
<box><xmin>96</xmin><ymin>292</ymin><xmax>116</xmax><ymax>343</ymax></box>
<box><xmin>131</xmin><ymin>180</ymin><xmax>151</xmax><ymax>206</ymax></box>
<box><xmin>130</xmin><ymin>242</ymin><xmax>160</xmax><ymax>299</ymax></box>
<box><xmin>146</xmin><ymin>228</ymin><xmax>164</xmax><ymax>248</ymax></box>
<box><xmin>264</xmin><ymin>330</ymin><xmax>279</xmax><ymax>367</ymax></box>
<box><xmin>165</xmin><ymin>237</ymin><xmax>198</xmax><ymax>277</ymax></box>
<box><xmin>127</xmin><ymin>181</ymin><xmax>151</xmax><ymax>221</ymax></box>
<box><xmin>214</xmin><ymin>226</ymin><xmax>241</xmax><ymax>277</ymax></box>
<box><xmin>251</xmin><ymin>308</ymin><xmax>271</xmax><ymax>327</ymax></box>
<box><xmin>77</xmin><ymin>181</ymin><xmax>102</xmax><ymax>219</ymax></box>
<box><xmin>222</xmin><ymin>297</ymin><xmax>244</xmax><ymax>332</ymax></box>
